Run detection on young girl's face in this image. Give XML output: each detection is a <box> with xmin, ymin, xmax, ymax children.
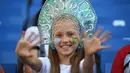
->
<box><xmin>52</xmin><ymin>19</ymin><xmax>80</xmax><ymax>56</ymax></box>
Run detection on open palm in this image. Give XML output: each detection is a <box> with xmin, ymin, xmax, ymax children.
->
<box><xmin>15</xmin><ymin>31</ymin><xmax>40</xmax><ymax>58</ymax></box>
<box><xmin>83</xmin><ymin>27</ymin><xmax>111</xmax><ymax>56</ymax></box>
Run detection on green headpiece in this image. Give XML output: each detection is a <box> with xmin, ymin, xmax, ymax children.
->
<box><xmin>38</xmin><ymin>0</ymin><xmax>97</xmax><ymax>48</ymax></box>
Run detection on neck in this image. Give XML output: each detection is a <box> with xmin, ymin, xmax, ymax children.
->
<box><xmin>58</xmin><ymin>53</ymin><xmax>75</xmax><ymax>65</ymax></box>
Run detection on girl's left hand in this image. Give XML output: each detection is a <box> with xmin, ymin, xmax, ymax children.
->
<box><xmin>83</xmin><ymin>27</ymin><xmax>111</xmax><ymax>56</ymax></box>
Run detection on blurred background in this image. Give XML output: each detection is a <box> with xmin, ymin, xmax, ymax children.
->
<box><xmin>0</xmin><ymin>0</ymin><xmax>130</xmax><ymax>73</ymax></box>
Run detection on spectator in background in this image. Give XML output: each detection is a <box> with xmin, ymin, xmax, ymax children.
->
<box><xmin>0</xmin><ymin>65</ymin><xmax>5</xmax><ymax>73</ymax></box>
<box><xmin>111</xmin><ymin>44</ymin><xmax>130</xmax><ymax>73</ymax></box>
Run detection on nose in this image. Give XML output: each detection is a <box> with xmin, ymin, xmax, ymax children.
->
<box><xmin>61</xmin><ymin>35</ymin><xmax>70</xmax><ymax>44</ymax></box>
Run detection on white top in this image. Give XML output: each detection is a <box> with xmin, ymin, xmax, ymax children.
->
<box><xmin>38</xmin><ymin>57</ymin><xmax>84</xmax><ymax>73</ymax></box>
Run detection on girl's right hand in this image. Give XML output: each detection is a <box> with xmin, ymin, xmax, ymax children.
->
<box><xmin>15</xmin><ymin>31</ymin><xmax>40</xmax><ymax>62</ymax></box>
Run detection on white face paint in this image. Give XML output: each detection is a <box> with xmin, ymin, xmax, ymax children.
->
<box><xmin>54</xmin><ymin>37</ymin><xmax>61</xmax><ymax>45</ymax></box>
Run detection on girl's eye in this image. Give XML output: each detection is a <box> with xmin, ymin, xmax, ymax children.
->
<box><xmin>55</xmin><ymin>34</ymin><xmax>62</xmax><ymax>37</ymax></box>
<box><xmin>67</xmin><ymin>32</ymin><xmax>74</xmax><ymax>37</ymax></box>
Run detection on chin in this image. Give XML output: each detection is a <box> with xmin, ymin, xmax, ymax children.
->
<box><xmin>56</xmin><ymin>46</ymin><xmax>76</xmax><ymax>56</ymax></box>
<box><xmin>61</xmin><ymin>51</ymin><xmax>74</xmax><ymax>56</ymax></box>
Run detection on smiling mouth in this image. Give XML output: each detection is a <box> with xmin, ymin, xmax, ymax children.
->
<box><xmin>61</xmin><ymin>45</ymin><xmax>71</xmax><ymax>50</ymax></box>
<box><xmin>62</xmin><ymin>46</ymin><xmax>70</xmax><ymax>48</ymax></box>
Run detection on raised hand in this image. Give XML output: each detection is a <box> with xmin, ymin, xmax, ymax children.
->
<box><xmin>15</xmin><ymin>31</ymin><xmax>40</xmax><ymax>59</ymax></box>
<box><xmin>83</xmin><ymin>27</ymin><xmax>111</xmax><ymax>56</ymax></box>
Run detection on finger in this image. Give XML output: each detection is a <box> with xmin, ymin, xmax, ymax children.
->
<box><xmin>99</xmin><ymin>30</ymin><xmax>111</xmax><ymax>40</ymax></box>
<box><xmin>26</xmin><ymin>32</ymin><xmax>35</xmax><ymax>41</ymax></box>
<box><xmin>29</xmin><ymin>34</ymin><xmax>40</xmax><ymax>43</ymax></box>
<box><xmin>15</xmin><ymin>47</ymin><xmax>20</xmax><ymax>53</ymax></box>
<box><xmin>83</xmin><ymin>31</ymin><xmax>88</xmax><ymax>39</ymax></box>
<box><xmin>93</xmin><ymin>26</ymin><xmax>104</xmax><ymax>37</ymax></box>
<box><xmin>20</xmin><ymin>31</ymin><xmax>25</xmax><ymax>39</ymax></box>
<box><xmin>100</xmin><ymin>45</ymin><xmax>111</xmax><ymax>49</ymax></box>
<box><xmin>95</xmin><ymin>45</ymin><xmax>111</xmax><ymax>52</ymax></box>
<box><xmin>31</xmin><ymin>40</ymin><xmax>41</xmax><ymax>48</ymax></box>
<box><xmin>101</xmin><ymin>35</ymin><xmax>111</xmax><ymax>44</ymax></box>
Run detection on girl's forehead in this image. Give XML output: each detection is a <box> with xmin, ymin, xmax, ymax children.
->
<box><xmin>53</xmin><ymin>19</ymin><xmax>78</xmax><ymax>29</ymax></box>
<box><xmin>52</xmin><ymin>20</ymin><xmax>79</xmax><ymax>32</ymax></box>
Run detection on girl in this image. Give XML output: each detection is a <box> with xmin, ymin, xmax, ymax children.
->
<box><xmin>15</xmin><ymin>14</ymin><xmax>111</xmax><ymax>73</ymax></box>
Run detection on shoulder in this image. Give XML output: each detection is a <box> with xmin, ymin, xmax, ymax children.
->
<box><xmin>119</xmin><ymin>44</ymin><xmax>130</xmax><ymax>52</ymax></box>
<box><xmin>114</xmin><ymin>44</ymin><xmax>130</xmax><ymax>61</ymax></box>
<box><xmin>38</xmin><ymin>57</ymin><xmax>50</xmax><ymax>62</ymax></box>
<box><xmin>117</xmin><ymin>44</ymin><xmax>130</xmax><ymax>58</ymax></box>
<box><xmin>38</xmin><ymin>57</ymin><xmax>51</xmax><ymax>73</ymax></box>
<box><xmin>79</xmin><ymin>59</ymin><xmax>84</xmax><ymax>73</ymax></box>
<box><xmin>38</xmin><ymin>57</ymin><xmax>50</xmax><ymax>66</ymax></box>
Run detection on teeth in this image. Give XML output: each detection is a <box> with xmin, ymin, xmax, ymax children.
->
<box><xmin>62</xmin><ymin>46</ymin><xmax>70</xmax><ymax>48</ymax></box>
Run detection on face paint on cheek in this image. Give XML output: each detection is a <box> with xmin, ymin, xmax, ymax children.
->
<box><xmin>54</xmin><ymin>37</ymin><xmax>61</xmax><ymax>45</ymax></box>
<box><xmin>72</xmin><ymin>37</ymin><xmax>78</xmax><ymax>44</ymax></box>
<box><xmin>71</xmin><ymin>37</ymin><xmax>79</xmax><ymax>49</ymax></box>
